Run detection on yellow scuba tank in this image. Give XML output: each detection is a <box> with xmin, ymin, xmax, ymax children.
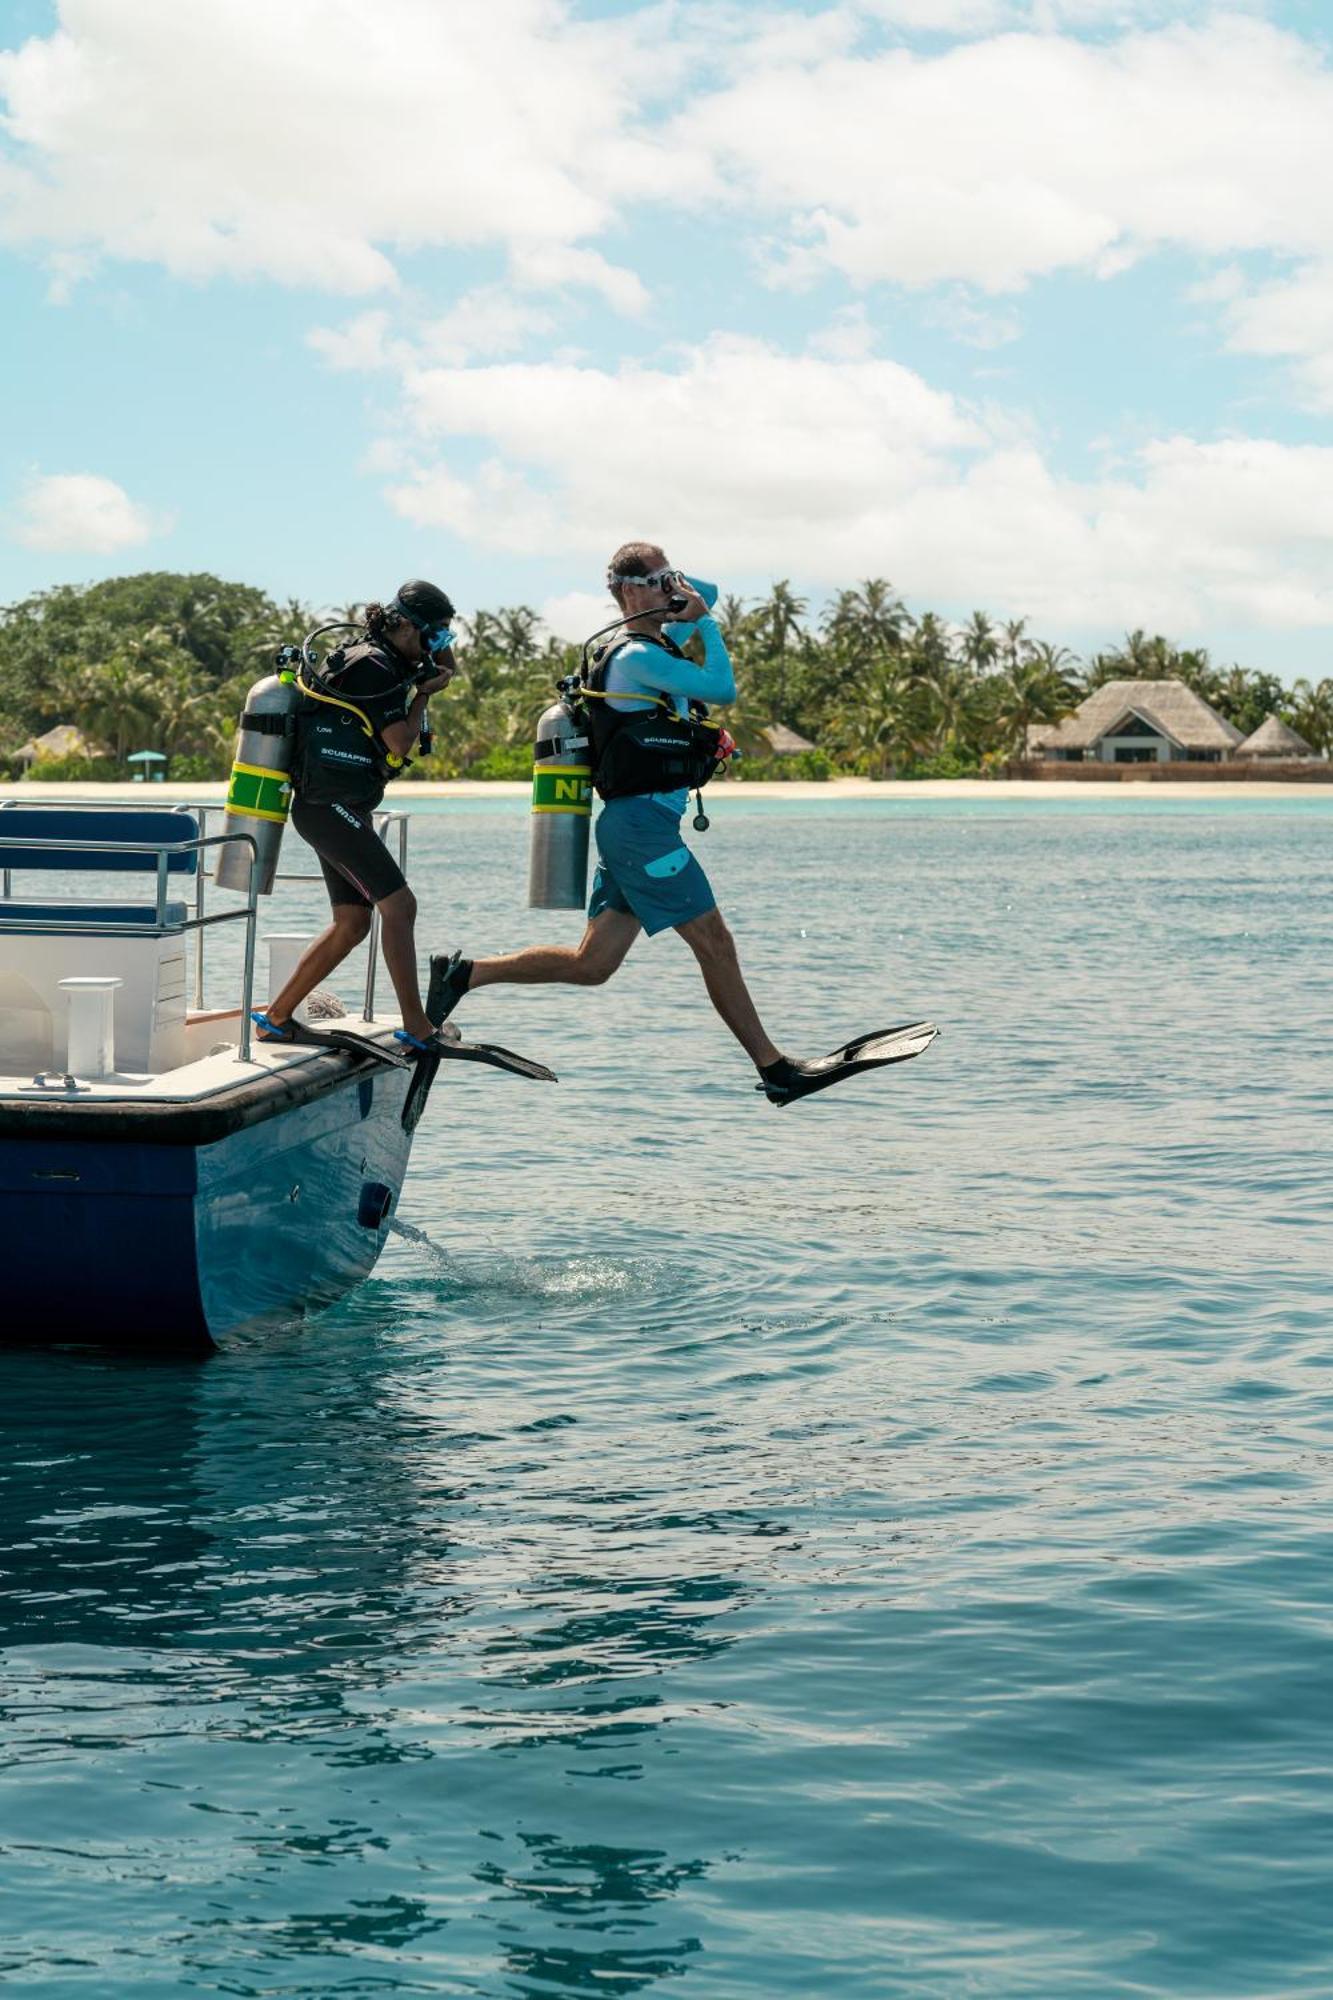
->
<box><xmin>214</xmin><ymin>665</ymin><xmax>300</xmax><ymax>894</ymax></box>
<box><xmin>528</xmin><ymin>682</ymin><xmax>592</xmax><ymax>909</ymax></box>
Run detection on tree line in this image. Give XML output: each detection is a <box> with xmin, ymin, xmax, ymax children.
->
<box><xmin>0</xmin><ymin>570</ymin><xmax>1328</xmax><ymax>782</ymax></box>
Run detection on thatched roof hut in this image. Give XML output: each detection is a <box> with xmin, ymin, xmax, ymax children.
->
<box><xmin>15</xmin><ymin>723</ymin><xmax>102</xmax><ymax>766</ymax></box>
<box><xmin>759</xmin><ymin>723</ymin><xmax>817</xmax><ymax>755</ymax></box>
<box><xmin>1235</xmin><ymin>715</ymin><xmax>1319</xmax><ymax>760</ymax></box>
<box><xmin>1029</xmin><ymin>679</ymin><xmax>1243</xmax><ymax>762</ymax></box>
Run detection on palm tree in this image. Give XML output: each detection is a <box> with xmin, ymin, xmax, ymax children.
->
<box><xmin>1289</xmin><ymin>677</ymin><xmax>1333</xmax><ymax>755</ymax></box>
<box><xmin>828</xmin><ymin>660</ymin><xmax>917</xmax><ymax>777</ymax></box>
<box><xmin>65</xmin><ymin>657</ymin><xmax>161</xmax><ymax>763</ymax></box>
<box><xmin>958</xmin><ymin>610</ymin><xmax>999</xmax><ymax>677</ymax></box>
<box><xmin>822</xmin><ymin>579</ymin><xmax>912</xmax><ymax>661</ymax></box>
<box><xmin>757</xmin><ymin>580</ymin><xmax>809</xmax><ymax>724</ymax></box>
<box><xmin>496</xmin><ymin>606</ymin><xmax>542</xmax><ymax>669</ymax></box>
<box><xmin>763</xmin><ymin>579</ymin><xmax>808</xmax><ymax>655</ymax></box>
<box><xmin>990</xmin><ymin>647</ymin><xmax>1079</xmax><ymax>763</ymax></box>
<box><xmin>716</xmin><ymin>593</ymin><xmax>750</xmax><ymax>647</ymax></box>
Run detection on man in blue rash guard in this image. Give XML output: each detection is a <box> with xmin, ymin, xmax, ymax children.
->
<box><xmin>431</xmin><ymin>540</ymin><xmax>800</xmax><ymax>1095</ymax></box>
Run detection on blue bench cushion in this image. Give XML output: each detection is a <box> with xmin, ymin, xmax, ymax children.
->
<box><xmin>0</xmin><ymin>808</ymin><xmax>200</xmax><ymax>874</ymax></box>
<box><xmin>0</xmin><ymin>898</ymin><xmax>189</xmax><ymax>928</ymax></box>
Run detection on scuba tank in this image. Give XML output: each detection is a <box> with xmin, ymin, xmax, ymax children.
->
<box><xmin>527</xmin><ymin>680</ymin><xmax>593</xmax><ymax>909</ymax></box>
<box><xmin>214</xmin><ymin>661</ymin><xmax>302</xmax><ymax>893</ymax></box>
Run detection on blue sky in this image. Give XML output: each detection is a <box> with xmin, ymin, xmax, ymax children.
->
<box><xmin>2</xmin><ymin>0</ymin><xmax>1332</xmax><ymax>679</ymax></box>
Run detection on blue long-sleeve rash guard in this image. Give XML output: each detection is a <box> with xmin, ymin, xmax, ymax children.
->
<box><xmin>602</xmin><ymin>578</ymin><xmax>736</xmax><ymax>816</ymax></box>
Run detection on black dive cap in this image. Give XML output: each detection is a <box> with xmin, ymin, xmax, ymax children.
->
<box><xmin>393</xmin><ymin>578</ymin><xmax>455</xmax><ymax>630</ymax></box>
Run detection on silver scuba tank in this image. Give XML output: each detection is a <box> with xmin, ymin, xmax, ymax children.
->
<box><xmin>214</xmin><ymin>668</ymin><xmax>301</xmax><ymax>894</ymax></box>
<box><xmin>527</xmin><ymin>687</ymin><xmax>592</xmax><ymax>909</ymax></box>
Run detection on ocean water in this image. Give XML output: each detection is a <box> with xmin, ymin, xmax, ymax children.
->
<box><xmin>3</xmin><ymin>793</ymin><xmax>1332</xmax><ymax>1998</ymax></box>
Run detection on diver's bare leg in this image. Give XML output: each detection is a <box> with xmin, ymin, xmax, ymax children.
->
<box><xmin>468</xmin><ymin>908</ymin><xmax>641</xmax><ymax>990</ymax></box>
<box><xmin>676</xmin><ymin>906</ymin><xmax>781</xmax><ymax>1068</ymax></box>
<box><xmin>265</xmin><ymin>904</ymin><xmax>372</xmax><ymax>1025</ymax></box>
<box><xmin>377</xmin><ymin>884</ymin><xmax>435</xmax><ymax>1040</ymax></box>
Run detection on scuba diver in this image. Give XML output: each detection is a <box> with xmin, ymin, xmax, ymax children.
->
<box><xmin>427</xmin><ymin>542</ymin><xmax>937</xmax><ymax>1104</ymax></box>
<box><xmin>250</xmin><ymin>579</ymin><xmax>460</xmax><ymax>1056</ymax></box>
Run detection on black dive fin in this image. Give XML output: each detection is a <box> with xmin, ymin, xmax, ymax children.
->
<box><xmin>758</xmin><ymin>1021</ymin><xmax>938</xmax><ymax>1106</ymax></box>
<box><xmin>434</xmin><ymin>1039</ymin><xmax>557</xmax><ymax>1083</ymax></box>
<box><xmin>289</xmin><ymin>1021</ymin><xmax>413</xmax><ymax>1070</ymax></box>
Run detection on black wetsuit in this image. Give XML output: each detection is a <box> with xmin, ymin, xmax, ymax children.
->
<box><xmin>291</xmin><ymin>641</ymin><xmax>414</xmax><ymax>908</ymax></box>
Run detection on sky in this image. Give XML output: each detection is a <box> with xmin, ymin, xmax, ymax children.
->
<box><xmin>2</xmin><ymin>0</ymin><xmax>1333</xmax><ymax>677</ymax></box>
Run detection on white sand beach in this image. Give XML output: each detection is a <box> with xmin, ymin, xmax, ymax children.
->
<box><xmin>2</xmin><ymin>777</ymin><xmax>1328</xmax><ymax>803</ymax></box>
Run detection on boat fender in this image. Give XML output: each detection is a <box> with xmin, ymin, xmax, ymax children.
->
<box><xmin>357</xmin><ymin>1180</ymin><xmax>394</xmax><ymax>1229</ymax></box>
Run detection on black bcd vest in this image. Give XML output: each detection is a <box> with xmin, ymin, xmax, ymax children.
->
<box><xmin>291</xmin><ymin>640</ymin><xmax>403</xmax><ymax>805</ymax></box>
<box><xmin>583</xmin><ymin>633</ymin><xmax>723</xmax><ymax>801</ymax></box>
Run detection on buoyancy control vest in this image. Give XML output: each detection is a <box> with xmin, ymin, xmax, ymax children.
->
<box><xmin>291</xmin><ymin>640</ymin><xmax>410</xmax><ymax>807</ymax></box>
<box><xmin>583</xmin><ymin>633</ymin><xmax>724</xmax><ymax>802</ymax></box>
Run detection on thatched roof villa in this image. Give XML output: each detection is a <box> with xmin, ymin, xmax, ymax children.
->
<box><xmin>1029</xmin><ymin>680</ymin><xmax>1243</xmax><ymax>765</ymax></box>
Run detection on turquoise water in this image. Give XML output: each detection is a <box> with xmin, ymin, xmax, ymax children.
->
<box><xmin>4</xmin><ymin>795</ymin><xmax>1332</xmax><ymax>1997</ymax></box>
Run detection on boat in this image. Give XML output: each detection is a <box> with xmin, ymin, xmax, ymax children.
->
<box><xmin>0</xmin><ymin>800</ymin><xmax>449</xmax><ymax>1352</ymax></box>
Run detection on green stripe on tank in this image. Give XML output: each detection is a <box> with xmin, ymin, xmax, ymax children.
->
<box><xmin>532</xmin><ymin>764</ymin><xmax>592</xmax><ymax>814</ymax></box>
<box><xmin>227</xmin><ymin>763</ymin><xmax>292</xmax><ymax>822</ymax></box>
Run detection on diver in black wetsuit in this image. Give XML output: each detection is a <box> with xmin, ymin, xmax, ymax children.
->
<box><xmin>252</xmin><ymin>580</ymin><xmax>458</xmax><ymax>1055</ymax></box>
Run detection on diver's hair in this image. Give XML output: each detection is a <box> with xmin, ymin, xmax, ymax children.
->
<box><xmin>363</xmin><ymin>601</ymin><xmax>402</xmax><ymax>640</ymax></box>
<box><xmin>607</xmin><ymin>541</ymin><xmax>666</xmax><ymax>594</ymax></box>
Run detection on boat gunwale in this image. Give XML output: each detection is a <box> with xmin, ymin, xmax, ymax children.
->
<box><xmin>0</xmin><ymin>1042</ymin><xmax>413</xmax><ymax>1147</ymax></box>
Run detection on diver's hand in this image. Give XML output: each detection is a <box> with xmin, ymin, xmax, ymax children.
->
<box><xmin>416</xmin><ymin>653</ymin><xmax>457</xmax><ymax>695</ymax></box>
<box><xmin>661</xmin><ymin>584</ymin><xmax>708</xmax><ymax>625</ymax></box>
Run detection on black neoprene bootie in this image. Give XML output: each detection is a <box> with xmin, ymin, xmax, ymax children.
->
<box><xmin>757</xmin><ymin>1024</ymin><xmax>940</xmax><ymax>1106</ymax></box>
<box><xmin>758</xmin><ymin>1056</ymin><xmax>803</xmax><ymax>1105</ymax></box>
<box><xmin>426</xmin><ymin>951</ymin><xmax>473</xmax><ymax>1027</ymax></box>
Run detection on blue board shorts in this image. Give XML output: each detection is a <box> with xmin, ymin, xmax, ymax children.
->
<box><xmin>587</xmin><ymin>797</ymin><xmax>717</xmax><ymax>936</ymax></box>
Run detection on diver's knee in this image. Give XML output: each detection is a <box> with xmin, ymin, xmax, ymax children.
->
<box><xmin>337</xmin><ymin>905</ymin><xmax>373</xmax><ymax>944</ymax></box>
<box><xmin>686</xmin><ymin>909</ymin><xmax>731</xmax><ymax>959</ymax></box>
<box><xmin>380</xmin><ymin>885</ymin><xmax>417</xmax><ymax>926</ymax></box>
<box><xmin>576</xmin><ymin>953</ymin><xmax>616</xmax><ymax>986</ymax></box>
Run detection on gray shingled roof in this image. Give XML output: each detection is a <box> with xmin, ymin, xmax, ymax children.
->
<box><xmin>1235</xmin><ymin>714</ymin><xmax>1318</xmax><ymax>759</ymax></box>
<box><xmin>1029</xmin><ymin>679</ymin><xmax>1243</xmax><ymax>754</ymax></box>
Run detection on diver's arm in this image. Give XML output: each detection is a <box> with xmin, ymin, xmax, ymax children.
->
<box><xmin>380</xmin><ymin>648</ymin><xmax>456</xmax><ymax>758</ymax></box>
<box><xmin>381</xmin><ymin>691</ymin><xmax>433</xmax><ymax>761</ymax></box>
<box><xmin>612</xmin><ymin>621</ymin><xmax>737</xmax><ymax>708</ymax></box>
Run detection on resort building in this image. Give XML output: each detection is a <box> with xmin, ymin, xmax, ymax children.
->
<box><xmin>1234</xmin><ymin>716</ymin><xmax>1320</xmax><ymax>761</ymax></box>
<box><xmin>14</xmin><ymin>723</ymin><xmax>103</xmax><ymax>769</ymax></box>
<box><xmin>1029</xmin><ymin>679</ymin><xmax>1243</xmax><ymax>765</ymax></box>
<box><xmin>758</xmin><ymin>723</ymin><xmax>818</xmax><ymax>756</ymax></box>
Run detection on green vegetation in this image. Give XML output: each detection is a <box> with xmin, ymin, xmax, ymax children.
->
<box><xmin>1</xmin><ymin>570</ymin><xmax>1328</xmax><ymax>782</ymax></box>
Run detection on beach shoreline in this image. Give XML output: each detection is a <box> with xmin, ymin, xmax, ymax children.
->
<box><xmin>2</xmin><ymin>776</ymin><xmax>1328</xmax><ymax>803</ymax></box>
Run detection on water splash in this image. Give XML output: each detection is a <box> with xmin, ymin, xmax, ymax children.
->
<box><xmin>386</xmin><ymin>1212</ymin><xmax>652</xmax><ymax>1306</ymax></box>
<box><xmin>385</xmin><ymin>1214</ymin><xmax>451</xmax><ymax>1267</ymax></box>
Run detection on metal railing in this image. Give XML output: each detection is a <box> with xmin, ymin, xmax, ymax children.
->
<box><xmin>0</xmin><ymin>798</ymin><xmax>412</xmax><ymax>1057</ymax></box>
<box><xmin>0</xmin><ymin>826</ymin><xmax>262</xmax><ymax>1060</ymax></box>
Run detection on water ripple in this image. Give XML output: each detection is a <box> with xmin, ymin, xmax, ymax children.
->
<box><xmin>3</xmin><ymin>799</ymin><xmax>1333</xmax><ymax>1997</ymax></box>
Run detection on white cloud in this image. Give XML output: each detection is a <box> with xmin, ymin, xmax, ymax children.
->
<box><xmin>384</xmin><ymin>333</ymin><xmax>983</xmax><ymax>564</ymax></box>
<box><xmin>358</xmin><ymin>335</ymin><xmax>1333</xmax><ymax>633</ymax></box>
<box><xmin>12</xmin><ymin>472</ymin><xmax>161</xmax><ymax>553</ymax></box>
<box><xmin>1221</xmin><ymin>262</ymin><xmax>1333</xmax><ymax>412</ymax></box>
<box><xmin>678</xmin><ymin>16</ymin><xmax>1333</xmax><ymax>294</ymax></box>
<box><xmin>861</xmin><ymin>0</ymin><xmax>1225</xmax><ymax>26</ymax></box>
<box><xmin>4</xmin><ymin>2</ymin><xmax>1327</xmax><ymax>326</ymax></box>
<box><xmin>923</xmin><ymin>289</ymin><xmax>1022</xmax><ymax>349</ymax></box>
<box><xmin>539</xmin><ymin>590</ymin><xmax>617</xmax><ymax>642</ymax></box>
<box><xmin>0</xmin><ymin>0</ymin><xmax>665</xmax><ymax>292</ymax></box>
<box><xmin>509</xmin><ymin>247</ymin><xmax>649</xmax><ymax>317</ymax></box>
